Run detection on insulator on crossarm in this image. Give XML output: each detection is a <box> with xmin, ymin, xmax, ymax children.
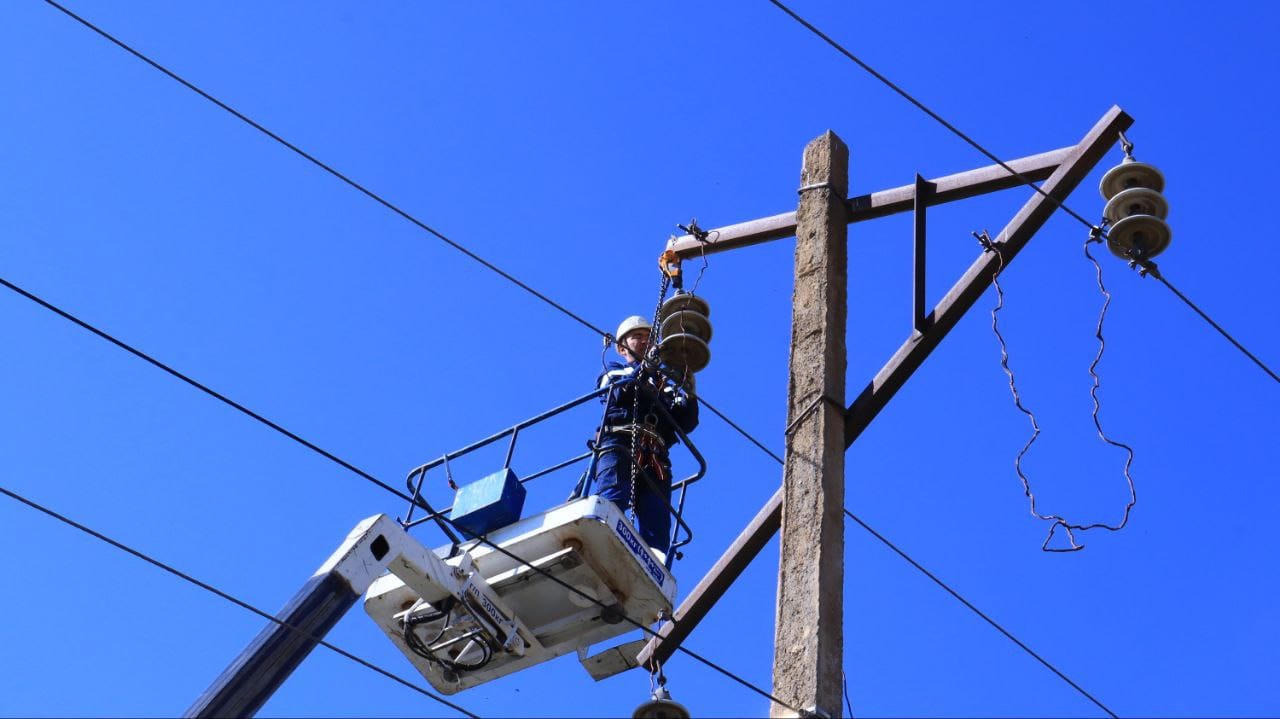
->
<box><xmin>1099</xmin><ymin>156</ymin><xmax>1165</xmax><ymax>200</ymax></box>
<box><xmin>1099</xmin><ymin>143</ymin><xmax>1171</xmax><ymax>260</ymax></box>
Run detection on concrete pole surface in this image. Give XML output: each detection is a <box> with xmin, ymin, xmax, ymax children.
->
<box><xmin>772</xmin><ymin>130</ymin><xmax>848</xmax><ymax>718</ymax></box>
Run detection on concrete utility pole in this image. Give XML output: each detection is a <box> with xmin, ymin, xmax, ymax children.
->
<box><xmin>636</xmin><ymin>108</ymin><xmax>1132</xmax><ymax>719</ymax></box>
<box><xmin>772</xmin><ymin>131</ymin><xmax>848</xmax><ymax>718</ymax></box>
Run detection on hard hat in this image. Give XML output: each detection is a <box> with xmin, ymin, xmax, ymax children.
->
<box><xmin>615</xmin><ymin>315</ymin><xmax>653</xmax><ymax>344</ymax></box>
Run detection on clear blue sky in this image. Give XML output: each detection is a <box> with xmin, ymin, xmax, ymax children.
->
<box><xmin>2</xmin><ymin>2</ymin><xmax>1277</xmax><ymax>717</ymax></box>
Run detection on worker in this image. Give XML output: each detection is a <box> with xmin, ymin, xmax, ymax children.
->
<box><xmin>587</xmin><ymin>315</ymin><xmax>699</xmax><ymax>560</ymax></box>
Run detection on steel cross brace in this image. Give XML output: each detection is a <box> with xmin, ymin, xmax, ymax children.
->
<box><xmin>638</xmin><ymin>105</ymin><xmax>1133</xmax><ymax>670</ymax></box>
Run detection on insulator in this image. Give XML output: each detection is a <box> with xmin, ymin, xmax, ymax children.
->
<box><xmin>1103</xmin><ymin>187</ymin><xmax>1169</xmax><ymax>223</ymax></box>
<box><xmin>1106</xmin><ymin>214</ymin><xmax>1172</xmax><ymax>260</ymax></box>
<box><xmin>1099</xmin><ymin>157</ymin><xmax>1165</xmax><ymax>200</ymax></box>
<box><xmin>659</xmin><ymin>309</ymin><xmax>712</xmax><ymax>344</ymax></box>
<box><xmin>658</xmin><ymin>332</ymin><xmax>710</xmax><ymax>374</ymax></box>
<box><xmin>633</xmin><ymin>689</ymin><xmax>691</xmax><ymax>719</ymax></box>
<box><xmin>659</xmin><ymin>293</ymin><xmax>710</xmax><ymax>323</ymax></box>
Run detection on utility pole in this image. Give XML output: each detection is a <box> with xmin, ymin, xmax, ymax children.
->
<box><xmin>636</xmin><ymin>107</ymin><xmax>1133</xmax><ymax>717</ymax></box>
<box><xmin>772</xmin><ymin>131</ymin><xmax>848</xmax><ymax>717</ymax></box>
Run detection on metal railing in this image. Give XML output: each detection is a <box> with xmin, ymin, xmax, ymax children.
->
<box><xmin>399</xmin><ymin>378</ymin><xmax>707</xmax><ymax>567</ymax></box>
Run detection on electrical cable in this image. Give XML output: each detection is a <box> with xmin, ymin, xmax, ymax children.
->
<box><xmin>766</xmin><ymin>0</ymin><xmax>1278</xmax><ymax>388</ymax></box>
<box><xmin>0</xmin><ymin>483</ymin><xmax>481</xmax><ymax>719</ymax></box>
<box><xmin>1128</xmin><ymin>258</ymin><xmax>1279</xmax><ymax>384</ymax></box>
<box><xmin>697</xmin><ymin>398</ymin><xmax>1119</xmax><ymax>718</ymax></box>
<box><xmin>842</xmin><ymin>509</ymin><xmax>1119</xmax><ymax>719</ymax></box>
<box><xmin>975</xmin><ymin>231</ymin><xmax>1139</xmax><ymax>552</ymax></box>
<box><xmin>0</xmin><ymin>274</ymin><xmax>416</xmax><ymax>505</ymax></box>
<box><xmin>42</xmin><ymin>0</ymin><xmax>610</xmax><ymax>341</ymax></box>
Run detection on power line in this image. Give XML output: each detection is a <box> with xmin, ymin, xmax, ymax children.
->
<box><xmin>697</xmin><ymin>397</ymin><xmax>1119</xmax><ymax>717</ymax></box>
<box><xmin>1131</xmin><ymin>259</ymin><xmax>1279</xmax><ymax>384</ymax></box>
<box><xmin>0</xmin><ymin>273</ymin><xmax>795</xmax><ymax>713</ymax></box>
<box><xmin>764</xmin><ymin>0</ymin><xmax>1097</xmax><ymax>230</ymax></box>
<box><xmin>766</xmin><ymin>0</ymin><xmax>1278</xmax><ymax>388</ymax></box>
<box><xmin>0</xmin><ymin>275</ymin><xmax>415</xmax><ymax>505</ymax></box>
<box><xmin>0</xmin><ymin>483</ymin><xmax>480</xmax><ymax>719</ymax></box>
<box><xmin>42</xmin><ymin>0</ymin><xmax>610</xmax><ymax>340</ymax></box>
<box><xmin>842</xmin><ymin>509</ymin><xmax>1119</xmax><ymax>719</ymax></box>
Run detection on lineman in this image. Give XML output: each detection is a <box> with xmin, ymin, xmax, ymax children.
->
<box><xmin>588</xmin><ymin>315</ymin><xmax>699</xmax><ymax>561</ymax></box>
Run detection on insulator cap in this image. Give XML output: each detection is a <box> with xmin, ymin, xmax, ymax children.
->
<box><xmin>659</xmin><ymin>309</ymin><xmax>712</xmax><ymax>344</ymax></box>
<box><xmin>632</xmin><ymin>697</ymin><xmax>691</xmax><ymax>719</ymax></box>
<box><xmin>1099</xmin><ymin>157</ymin><xmax>1165</xmax><ymax>200</ymax></box>
<box><xmin>1107</xmin><ymin>214</ymin><xmax>1172</xmax><ymax>260</ymax></box>
<box><xmin>658</xmin><ymin>332</ymin><xmax>711</xmax><ymax>374</ymax></box>
<box><xmin>1104</xmin><ymin>187</ymin><xmax>1169</xmax><ymax>223</ymax></box>
<box><xmin>659</xmin><ymin>293</ymin><xmax>710</xmax><ymax>322</ymax></box>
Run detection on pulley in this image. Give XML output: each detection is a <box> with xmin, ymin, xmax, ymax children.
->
<box><xmin>1099</xmin><ymin>156</ymin><xmax>1165</xmax><ymax>200</ymax></box>
<box><xmin>1106</xmin><ymin>213</ymin><xmax>1172</xmax><ymax>260</ymax></box>
<box><xmin>632</xmin><ymin>687</ymin><xmax>691</xmax><ymax>719</ymax></box>
<box><xmin>1103</xmin><ymin>187</ymin><xmax>1168</xmax><ymax>224</ymax></box>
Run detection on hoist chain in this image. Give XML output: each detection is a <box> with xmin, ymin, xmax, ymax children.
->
<box><xmin>629</xmin><ymin>272</ymin><xmax>671</xmax><ymax>524</ymax></box>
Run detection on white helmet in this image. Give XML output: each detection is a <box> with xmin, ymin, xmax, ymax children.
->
<box><xmin>614</xmin><ymin>315</ymin><xmax>653</xmax><ymax>345</ymax></box>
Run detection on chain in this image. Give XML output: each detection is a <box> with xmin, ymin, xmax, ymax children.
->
<box><xmin>629</xmin><ymin>272</ymin><xmax>671</xmax><ymax>523</ymax></box>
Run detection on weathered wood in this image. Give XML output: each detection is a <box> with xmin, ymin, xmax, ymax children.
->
<box><xmin>668</xmin><ymin>146</ymin><xmax>1073</xmax><ymax>258</ymax></box>
<box><xmin>636</xmin><ymin>487</ymin><xmax>782</xmax><ymax>669</ymax></box>
<box><xmin>772</xmin><ymin>130</ymin><xmax>848</xmax><ymax>718</ymax></box>
<box><xmin>844</xmin><ymin>106</ymin><xmax>1133</xmax><ymax>446</ymax></box>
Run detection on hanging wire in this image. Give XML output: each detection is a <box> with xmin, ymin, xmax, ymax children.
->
<box><xmin>0</xmin><ymin>483</ymin><xmax>481</xmax><ymax>719</ymax></box>
<box><xmin>975</xmin><ymin>230</ymin><xmax>1138</xmax><ymax>552</ymax></box>
<box><xmin>1081</xmin><ymin>229</ymin><xmax>1139</xmax><ymax>535</ymax></box>
<box><xmin>696</xmin><ymin>395</ymin><xmax>1119</xmax><ymax>717</ymax></box>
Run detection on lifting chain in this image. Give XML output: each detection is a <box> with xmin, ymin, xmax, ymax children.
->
<box><xmin>629</xmin><ymin>269</ymin><xmax>671</xmax><ymax>523</ymax></box>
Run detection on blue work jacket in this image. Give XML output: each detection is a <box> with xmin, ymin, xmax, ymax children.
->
<box><xmin>595</xmin><ymin>360</ymin><xmax>699</xmax><ymax>451</ymax></box>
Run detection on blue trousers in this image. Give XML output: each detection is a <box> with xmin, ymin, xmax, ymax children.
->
<box><xmin>592</xmin><ymin>447</ymin><xmax>673</xmax><ymax>553</ymax></box>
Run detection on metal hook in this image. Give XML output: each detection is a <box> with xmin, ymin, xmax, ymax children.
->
<box><xmin>1118</xmin><ymin>130</ymin><xmax>1135</xmax><ymax>159</ymax></box>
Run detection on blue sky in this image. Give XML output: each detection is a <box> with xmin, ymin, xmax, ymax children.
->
<box><xmin>2</xmin><ymin>2</ymin><xmax>1277</xmax><ymax>717</ymax></box>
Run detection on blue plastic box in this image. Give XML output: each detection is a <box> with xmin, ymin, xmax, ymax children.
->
<box><xmin>449</xmin><ymin>468</ymin><xmax>527</xmax><ymax>538</ymax></box>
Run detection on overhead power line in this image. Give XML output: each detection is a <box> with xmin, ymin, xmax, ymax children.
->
<box><xmin>766</xmin><ymin>0</ymin><xmax>1278</xmax><ymax>387</ymax></box>
<box><xmin>42</xmin><ymin>0</ymin><xmax>610</xmax><ymax>340</ymax></box>
<box><xmin>0</xmin><ymin>483</ymin><xmax>480</xmax><ymax>719</ymax></box>
<box><xmin>1131</xmin><ymin>259</ymin><xmax>1279</xmax><ymax>384</ymax></box>
<box><xmin>842</xmin><ymin>508</ymin><xmax>1118</xmax><ymax>718</ymax></box>
<box><xmin>0</xmin><ymin>275</ymin><xmax>415</xmax><ymax>504</ymax></box>
<box><xmin>697</xmin><ymin>396</ymin><xmax>1118</xmax><ymax>718</ymax></box>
